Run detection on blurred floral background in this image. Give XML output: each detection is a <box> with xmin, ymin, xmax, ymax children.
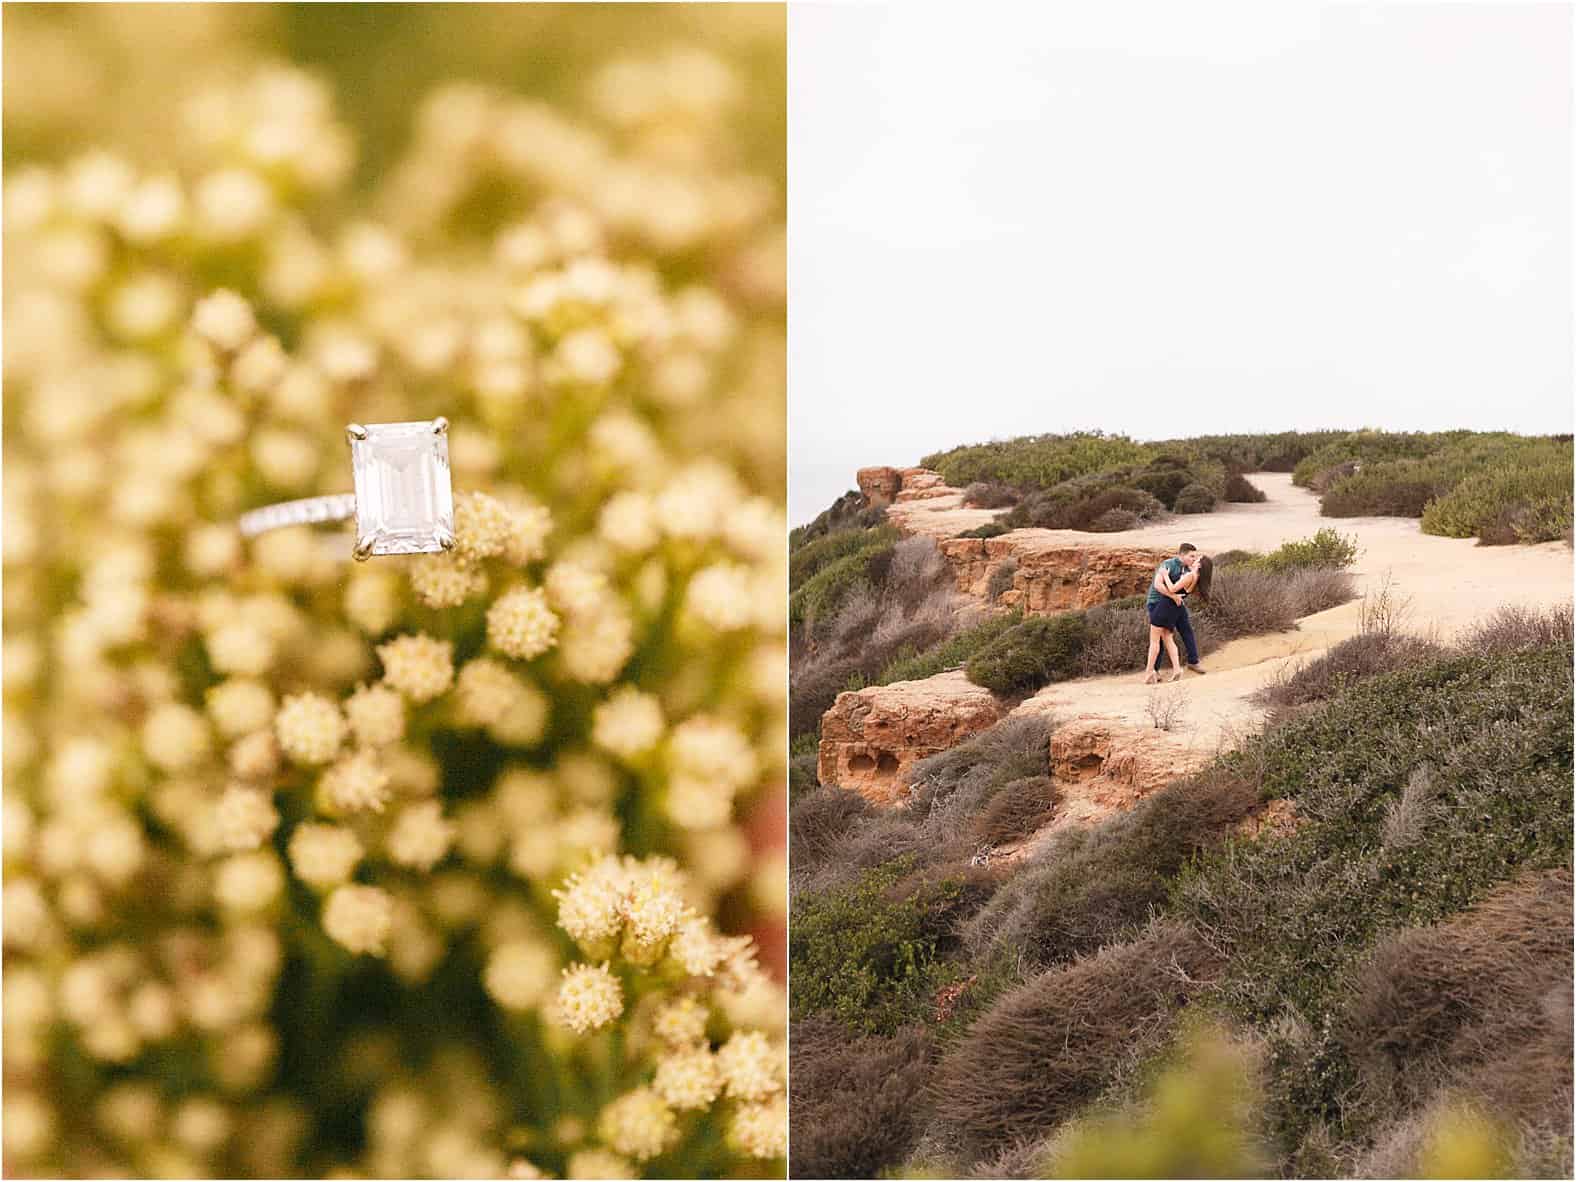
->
<box><xmin>2</xmin><ymin>4</ymin><xmax>785</xmax><ymax>1177</ymax></box>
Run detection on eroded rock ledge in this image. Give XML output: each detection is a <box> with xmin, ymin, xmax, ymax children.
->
<box><xmin>940</xmin><ymin>537</ymin><xmax>1169</xmax><ymax>613</ymax></box>
<box><xmin>818</xmin><ymin>671</ymin><xmax>1006</xmax><ymax>806</ymax></box>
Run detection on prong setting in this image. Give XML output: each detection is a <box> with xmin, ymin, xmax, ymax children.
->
<box><xmin>431</xmin><ymin>416</ymin><xmax>449</xmax><ymax>436</ymax></box>
<box><xmin>436</xmin><ymin>529</ymin><xmax>456</xmax><ymax>553</ymax></box>
<box><xmin>346</xmin><ymin>423</ymin><xmax>369</xmax><ymax>443</ymax></box>
<box><xmin>352</xmin><ymin>534</ymin><xmax>378</xmax><ymax>561</ymax></box>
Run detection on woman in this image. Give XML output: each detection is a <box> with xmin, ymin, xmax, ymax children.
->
<box><xmin>1143</xmin><ymin>554</ymin><xmax>1212</xmax><ymax>683</ymax></box>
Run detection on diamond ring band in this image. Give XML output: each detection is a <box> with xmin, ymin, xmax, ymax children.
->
<box><xmin>238</xmin><ymin>417</ymin><xmax>456</xmax><ymax>561</ymax></box>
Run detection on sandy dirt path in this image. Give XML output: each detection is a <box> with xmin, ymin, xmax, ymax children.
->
<box><xmin>943</xmin><ymin>472</ymin><xmax>1576</xmax><ymax>753</ymax></box>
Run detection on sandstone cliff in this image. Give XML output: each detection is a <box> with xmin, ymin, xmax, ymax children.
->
<box><xmin>817</xmin><ymin>671</ymin><xmax>1006</xmax><ymax>806</ymax></box>
<box><xmin>940</xmin><ymin>536</ymin><xmax>1168</xmax><ymax>613</ymax></box>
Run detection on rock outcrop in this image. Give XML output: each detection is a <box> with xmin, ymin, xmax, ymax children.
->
<box><xmin>856</xmin><ymin>466</ymin><xmax>902</xmax><ymax>508</ymax></box>
<box><xmin>818</xmin><ymin>671</ymin><xmax>1007</xmax><ymax>806</ymax></box>
<box><xmin>940</xmin><ymin>537</ymin><xmax>1169</xmax><ymax>613</ymax></box>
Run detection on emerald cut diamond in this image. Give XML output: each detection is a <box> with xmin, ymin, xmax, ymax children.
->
<box><xmin>348</xmin><ymin>419</ymin><xmax>454</xmax><ymax>559</ymax></box>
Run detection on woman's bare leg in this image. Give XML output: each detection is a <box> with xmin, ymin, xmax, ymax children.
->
<box><xmin>1144</xmin><ymin>627</ymin><xmax>1162</xmax><ymax>683</ymax></box>
<box><xmin>1163</xmin><ymin>631</ymin><xmax>1182</xmax><ymax>679</ymax></box>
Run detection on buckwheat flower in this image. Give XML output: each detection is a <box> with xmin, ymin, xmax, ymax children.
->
<box><xmin>216</xmin><ymin>786</ymin><xmax>280</xmax><ymax>852</ymax></box>
<box><xmin>553</xmin><ymin>856</ymin><xmax>627</xmax><ymax>956</ymax></box>
<box><xmin>117</xmin><ymin>173</ymin><xmax>187</xmax><ymax>243</ymax></box>
<box><xmin>171</xmin><ymin>1095</ymin><xmax>232</xmax><ymax>1155</ymax></box>
<box><xmin>483</xmin><ymin>939</ymin><xmax>557</xmax><ymax>1010</ymax></box>
<box><xmin>507</xmin><ymin>1158</ymin><xmax>549</xmax><ymax>1180</ymax></box>
<box><xmin>558</xmin><ymin>807</ymin><xmax>622</xmax><ymax>864</ymax></box>
<box><xmin>108</xmin><ymin>272</ymin><xmax>183</xmax><ymax>341</ymax></box>
<box><xmin>598</xmin><ymin>491</ymin><xmax>659</xmax><ymax>554</ymax></box>
<box><xmin>716</xmin><ymin>1031</ymin><xmax>780</xmax><ymax>1102</ymax></box>
<box><xmin>2</xmin><ymin>1091</ymin><xmax>56</xmax><ymax>1160</ymax></box>
<box><xmin>344</xmin><ymin>568</ymin><xmax>402</xmax><ymax>635</ymax></box>
<box><xmin>502</xmin><ymin>497</ymin><xmax>552</xmax><ymax>565</ymax></box>
<box><xmin>97</xmin><ymin>1081</ymin><xmax>163</xmax><ymax>1144</ymax></box>
<box><xmin>377</xmin><ymin>633</ymin><xmax>454</xmax><ymax>702</ymax></box>
<box><xmin>684</xmin><ymin>562</ymin><xmax>754</xmax><ymax>631</ymax></box>
<box><xmin>194</xmin><ymin>167</ymin><xmax>275</xmax><ymax>242</ymax></box>
<box><xmin>652</xmin><ymin>996</ymin><xmax>711</xmax><ymax>1048</ymax></box>
<box><xmin>620</xmin><ymin>858</ymin><xmax>690</xmax><ymax>964</ymax></box>
<box><xmin>545</xmin><ymin>561</ymin><xmax>609</xmax><ymax>617</ymax></box>
<box><xmin>598</xmin><ymin>1087</ymin><xmax>677</xmax><ymax>1162</ymax></box>
<box><xmin>668</xmin><ymin>715</ymin><xmax>757</xmax><ymax>789</ymax></box>
<box><xmin>728</xmin><ymin>1096</ymin><xmax>786</xmax><ymax>1159</ymax></box>
<box><xmin>319</xmin><ymin>750</ymin><xmax>391</xmax><ymax>815</ymax></box>
<box><xmin>322</xmin><ymin>884</ymin><xmax>393</xmax><ymax>955</ymax></box>
<box><xmin>143</xmin><ymin>702</ymin><xmax>212</xmax><ymax>772</ymax></box>
<box><xmin>387</xmin><ymin>801</ymin><xmax>454</xmax><ymax>871</ymax></box>
<box><xmin>553</xmin><ymin>328</ymin><xmax>621</xmax><ymax>385</ymax></box>
<box><xmin>565</xmin><ymin>1149</ymin><xmax>632</xmax><ymax>1180</ymax></box>
<box><xmin>251</xmin><ymin>427</ymin><xmax>320</xmax><ymax>490</ymax></box>
<box><xmin>654</xmin><ymin>463</ymin><xmax>739</xmax><ymax>542</ymax></box>
<box><xmin>191</xmin><ymin>288</ymin><xmax>257</xmax><ymax>352</ymax></box>
<box><xmin>275</xmin><ymin>692</ymin><xmax>346</xmax><ymax>766</ymax></box>
<box><xmin>230</xmin><ymin>334</ymin><xmax>289</xmax><ymax>396</ymax></box>
<box><xmin>559</xmin><ymin>608</ymin><xmax>634</xmax><ymax>684</ymax></box>
<box><xmin>554</xmin><ymin>963</ymin><xmax>623</xmax><ymax>1034</ymax></box>
<box><xmin>669</xmin><ymin>915</ymin><xmax>728</xmax><ymax>978</ymax></box>
<box><xmin>665</xmin><ymin>775</ymin><xmax>732</xmax><ymax>830</ymax></box>
<box><xmin>207</xmin><ymin>619</ymin><xmax>278</xmax><ymax>680</ymax></box>
<box><xmin>486</xmin><ymin>587</ymin><xmax>559</xmax><ymax>660</ymax></box>
<box><xmin>127</xmin><ymin>981</ymin><xmax>179</xmax><ymax>1042</ymax></box>
<box><xmin>206</xmin><ymin>679</ymin><xmax>276</xmax><ymax>739</ymax></box>
<box><xmin>287</xmin><ymin>823</ymin><xmax>363</xmax><ymax>890</ymax></box>
<box><xmin>385</xmin><ymin>746</ymin><xmax>440</xmax><ymax>796</ymax></box>
<box><xmin>452</xmin><ymin>491</ymin><xmax>513</xmax><ymax>563</ymax></box>
<box><xmin>230</xmin><ymin>729</ymin><xmax>282</xmax><ymax>780</ymax></box>
<box><xmin>214</xmin><ymin>851</ymin><xmax>285</xmax><ymax>913</ymax></box>
<box><xmin>344</xmin><ymin>682</ymin><xmax>406</xmax><ymax>747</ymax></box>
<box><xmin>409</xmin><ymin>554</ymin><xmax>488</xmax><ymax>609</ymax></box>
<box><xmin>653</xmin><ymin>1044</ymin><xmax>722</xmax><ymax>1111</ymax></box>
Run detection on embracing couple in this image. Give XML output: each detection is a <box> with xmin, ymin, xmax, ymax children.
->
<box><xmin>1143</xmin><ymin>542</ymin><xmax>1213</xmax><ymax>684</ymax></box>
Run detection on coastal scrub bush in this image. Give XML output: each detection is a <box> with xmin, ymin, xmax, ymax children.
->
<box><xmin>958</xmin><ymin>520</ymin><xmax>1011</xmax><ymax>539</ymax></box>
<box><xmin>1089</xmin><ymin>507</ymin><xmax>1141</xmax><ymax>532</ymax></box>
<box><xmin>790</xmin><ymin>521</ymin><xmax>900</xmax><ymax>588</ymax></box>
<box><xmin>1461</xmin><ymin>602</ymin><xmax>1574</xmax><ymax>654</ymax></box>
<box><xmin>965</xmin><ymin>612</ymin><xmax>1089</xmax><ymax>696</ymax></box>
<box><xmin>1172</xmin><ymin>481</ymin><xmax>1218</xmax><ymax>513</ymax></box>
<box><xmin>970</xmin><ymin>775</ymin><xmax>1059</xmax><ymax>848</ymax></box>
<box><xmin>985</xmin><ymin>558</ymin><xmax>1018</xmax><ymax>602</ymax></box>
<box><xmin>790</xmin><ymin>783</ymin><xmax>875</xmax><ymax>874</ymax></box>
<box><xmin>963</xmin><ymin>480</ymin><xmax>1020</xmax><ymax>509</ymax></box>
<box><xmin>963</xmin><ymin>759</ymin><xmax>1260</xmax><ymax>968</ymax></box>
<box><xmin>793</xmin><ymin>489</ymin><xmax>888</xmax><ymax>547</ymax></box>
<box><xmin>789</xmin><ymin>858</ymin><xmax>972</xmax><ymax>1034</ymax></box>
<box><xmin>1255</xmin><ymin>629</ymin><xmax>1446</xmax><ymax>710</ymax></box>
<box><xmin>789</xmin><ymin>528</ymin><xmax>900</xmax><ymax>627</ymax></box>
<box><xmin>928</xmin><ymin>921</ymin><xmax>1219</xmax><ymax>1161</ymax></box>
<box><xmin>1244</xmin><ymin>527</ymin><xmax>1358</xmax><ymax>573</ymax></box>
<box><xmin>923</xmin><ymin>431</ymin><xmax>1147</xmax><ymax>490</ymax></box>
<box><xmin>1225</xmin><ymin>471</ymin><xmax>1268</xmax><ymax>502</ymax></box>
<box><xmin>875</xmin><ymin>609</ymin><xmax>1023</xmax><ymax>684</ymax></box>
<box><xmin>1003</xmin><ymin>483</ymin><xmax>1165</xmax><ymax>531</ymax></box>
<box><xmin>1420</xmin><ymin>451</ymin><xmax>1573</xmax><ymax>544</ymax></box>
<box><xmin>789</xmin><ymin>1017</ymin><xmax>933</xmax><ymax>1179</ymax></box>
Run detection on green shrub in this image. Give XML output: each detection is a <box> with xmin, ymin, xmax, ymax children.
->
<box><xmin>1004</xmin><ymin>482</ymin><xmax>1165</xmax><ymax>531</ymax></box>
<box><xmin>1088</xmin><ymin>507</ymin><xmax>1140</xmax><ymax>532</ymax></box>
<box><xmin>922</xmin><ymin>431</ymin><xmax>1147</xmax><ymax>490</ymax></box>
<box><xmin>965</xmin><ymin>612</ymin><xmax>1089</xmax><ymax>696</ymax></box>
<box><xmin>794</xmin><ymin>489</ymin><xmax>887</xmax><ymax>547</ymax></box>
<box><xmin>1420</xmin><ymin>453</ymin><xmax>1573</xmax><ymax>544</ymax></box>
<box><xmin>984</xmin><ymin>559</ymin><xmax>1017</xmax><ymax>602</ymax></box>
<box><xmin>1171</xmin><ymin>643</ymin><xmax>1573</xmax><ymax>1148</ymax></box>
<box><xmin>958</xmin><ymin>520</ymin><xmax>1010</xmax><ymax>539</ymax></box>
<box><xmin>1172</xmin><ymin>481</ymin><xmax>1217</xmax><ymax>513</ymax></box>
<box><xmin>789</xmin><ymin>858</ymin><xmax>971</xmax><ymax>1034</ymax></box>
<box><xmin>962</xmin><ymin>480</ymin><xmax>1019</xmax><ymax>509</ymax></box>
<box><xmin>1291</xmin><ymin>430</ymin><xmax>1465</xmax><ymax>488</ymax></box>
<box><xmin>875</xmin><ymin>609</ymin><xmax>1022</xmax><ymax>685</ymax></box>
<box><xmin>789</xmin><ymin>522</ymin><xmax>899</xmax><ymax>592</ymax></box>
<box><xmin>1225</xmin><ymin>472</ymin><xmax>1267</xmax><ymax>502</ymax></box>
<box><xmin>1245</xmin><ymin>527</ymin><xmax>1359</xmax><ymax>573</ymax></box>
<box><xmin>788</xmin><ymin>530</ymin><xmax>899</xmax><ymax>627</ymax></box>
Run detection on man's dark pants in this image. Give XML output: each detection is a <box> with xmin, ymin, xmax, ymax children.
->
<box><xmin>1150</xmin><ymin>603</ymin><xmax>1200</xmax><ymax>671</ymax></box>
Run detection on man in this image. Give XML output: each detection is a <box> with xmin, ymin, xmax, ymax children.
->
<box><xmin>1147</xmin><ymin>542</ymin><xmax>1206</xmax><ymax>675</ymax></box>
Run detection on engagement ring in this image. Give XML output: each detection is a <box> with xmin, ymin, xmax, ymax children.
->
<box><xmin>238</xmin><ymin>418</ymin><xmax>455</xmax><ymax>561</ymax></box>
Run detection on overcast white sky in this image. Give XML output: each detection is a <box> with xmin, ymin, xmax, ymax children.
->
<box><xmin>788</xmin><ymin>2</ymin><xmax>1573</xmax><ymax>524</ymax></box>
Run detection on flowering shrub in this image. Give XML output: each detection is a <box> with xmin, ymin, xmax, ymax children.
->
<box><xmin>3</xmin><ymin>10</ymin><xmax>785</xmax><ymax>1178</ymax></box>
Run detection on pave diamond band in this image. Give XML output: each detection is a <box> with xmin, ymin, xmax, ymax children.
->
<box><xmin>238</xmin><ymin>494</ymin><xmax>358</xmax><ymax>538</ymax></box>
<box><xmin>236</xmin><ymin>418</ymin><xmax>457</xmax><ymax>561</ymax></box>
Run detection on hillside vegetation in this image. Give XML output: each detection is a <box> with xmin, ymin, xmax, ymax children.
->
<box><xmin>790</xmin><ymin>607</ymin><xmax>1574</xmax><ymax>1178</ymax></box>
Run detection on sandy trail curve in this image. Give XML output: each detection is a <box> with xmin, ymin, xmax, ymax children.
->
<box><xmin>899</xmin><ymin>472</ymin><xmax>1572</xmax><ymax>755</ymax></box>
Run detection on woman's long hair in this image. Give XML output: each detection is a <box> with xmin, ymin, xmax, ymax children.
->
<box><xmin>1193</xmin><ymin>555</ymin><xmax>1214</xmax><ymax>603</ymax></box>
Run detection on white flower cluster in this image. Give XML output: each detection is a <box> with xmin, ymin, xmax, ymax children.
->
<box><xmin>3</xmin><ymin>14</ymin><xmax>784</xmax><ymax>1178</ymax></box>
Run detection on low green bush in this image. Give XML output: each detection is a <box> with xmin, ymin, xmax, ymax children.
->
<box><xmin>1244</xmin><ymin>527</ymin><xmax>1359</xmax><ymax>573</ymax></box>
<box><xmin>789</xmin><ymin>858</ymin><xmax>972</xmax><ymax>1034</ymax></box>
<box><xmin>788</xmin><ymin>529</ymin><xmax>899</xmax><ymax>627</ymax></box>
<box><xmin>1225</xmin><ymin>472</ymin><xmax>1268</xmax><ymax>502</ymax></box>
<box><xmin>1420</xmin><ymin>452</ymin><xmax>1573</xmax><ymax>544</ymax></box>
<box><xmin>793</xmin><ymin>489</ymin><xmax>887</xmax><ymax>548</ymax></box>
<box><xmin>965</xmin><ymin>612</ymin><xmax>1089</xmax><ymax>696</ymax></box>
<box><xmin>922</xmin><ymin>431</ymin><xmax>1148</xmax><ymax>490</ymax></box>
<box><xmin>875</xmin><ymin>610</ymin><xmax>1023</xmax><ymax>685</ymax></box>
<box><xmin>958</xmin><ymin>520</ymin><xmax>1010</xmax><ymax>539</ymax></box>
<box><xmin>1172</xmin><ymin>481</ymin><xmax>1217</xmax><ymax>513</ymax></box>
<box><xmin>790</xmin><ymin>522</ymin><xmax>900</xmax><ymax>589</ymax></box>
